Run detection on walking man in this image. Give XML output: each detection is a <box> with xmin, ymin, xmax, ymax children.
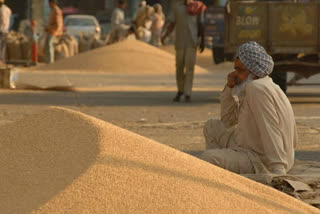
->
<box><xmin>45</xmin><ymin>0</ymin><xmax>63</xmax><ymax>64</ymax></box>
<box><xmin>199</xmin><ymin>41</ymin><xmax>297</xmax><ymax>175</ymax></box>
<box><xmin>0</xmin><ymin>0</ymin><xmax>11</xmax><ymax>64</ymax></box>
<box><xmin>162</xmin><ymin>0</ymin><xmax>205</xmax><ymax>102</ymax></box>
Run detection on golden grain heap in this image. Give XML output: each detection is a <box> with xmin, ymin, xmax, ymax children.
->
<box><xmin>0</xmin><ymin>107</ymin><xmax>318</xmax><ymax>214</ymax></box>
<box><xmin>34</xmin><ymin>40</ymin><xmax>206</xmax><ymax>74</ymax></box>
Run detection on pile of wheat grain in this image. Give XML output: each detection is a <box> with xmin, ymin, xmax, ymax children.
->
<box><xmin>0</xmin><ymin>107</ymin><xmax>317</xmax><ymax>214</ymax></box>
<box><xmin>34</xmin><ymin>40</ymin><xmax>207</xmax><ymax>74</ymax></box>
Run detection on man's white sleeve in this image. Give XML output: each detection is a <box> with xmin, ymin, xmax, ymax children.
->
<box><xmin>220</xmin><ymin>86</ymin><xmax>239</xmax><ymax>128</ymax></box>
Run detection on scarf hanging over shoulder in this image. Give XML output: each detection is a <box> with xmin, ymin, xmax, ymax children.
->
<box><xmin>187</xmin><ymin>1</ymin><xmax>207</xmax><ymax>15</ymax></box>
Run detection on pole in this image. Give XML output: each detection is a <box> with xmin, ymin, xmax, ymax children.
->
<box><xmin>27</xmin><ymin>0</ymin><xmax>31</xmax><ymax>19</ymax></box>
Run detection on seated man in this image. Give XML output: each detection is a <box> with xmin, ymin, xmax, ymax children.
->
<box><xmin>199</xmin><ymin>41</ymin><xmax>297</xmax><ymax>175</ymax></box>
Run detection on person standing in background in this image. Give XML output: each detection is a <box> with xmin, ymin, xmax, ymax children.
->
<box><xmin>108</xmin><ymin>0</ymin><xmax>127</xmax><ymax>44</ymax></box>
<box><xmin>45</xmin><ymin>0</ymin><xmax>63</xmax><ymax>64</ymax></box>
<box><xmin>134</xmin><ymin>1</ymin><xmax>147</xmax><ymax>20</ymax></box>
<box><xmin>162</xmin><ymin>0</ymin><xmax>205</xmax><ymax>103</ymax></box>
<box><xmin>0</xmin><ymin>0</ymin><xmax>11</xmax><ymax>65</ymax></box>
<box><xmin>150</xmin><ymin>4</ymin><xmax>165</xmax><ymax>47</ymax></box>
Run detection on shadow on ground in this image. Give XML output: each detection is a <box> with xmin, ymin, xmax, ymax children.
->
<box><xmin>0</xmin><ymin>89</ymin><xmax>319</xmax><ymax>106</ymax></box>
<box><xmin>0</xmin><ymin>90</ymin><xmax>221</xmax><ymax>106</ymax></box>
<box><xmin>184</xmin><ymin>150</ymin><xmax>320</xmax><ymax>163</ymax></box>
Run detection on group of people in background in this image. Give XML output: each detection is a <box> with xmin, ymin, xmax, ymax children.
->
<box><xmin>108</xmin><ymin>0</ymin><xmax>165</xmax><ymax>47</ymax></box>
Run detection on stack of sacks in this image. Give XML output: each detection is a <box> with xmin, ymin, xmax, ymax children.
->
<box><xmin>54</xmin><ymin>40</ymin><xmax>70</xmax><ymax>61</ymax></box>
<box><xmin>60</xmin><ymin>34</ymin><xmax>79</xmax><ymax>57</ymax></box>
<box><xmin>55</xmin><ymin>34</ymin><xmax>79</xmax><ymax>61</ymax></box>
<box><xmin>0</xmin><ymin>107</ymin><xmax>318</xmax><ymax>214</ymax></box>
<box><xmin>37</xmin><ymin>34</ymin><xmax>79</xmax><ymax>62</ymax></box>
<box><xmin>6</xmin><ymin>31</ymin><xmax>31</xmax><ymax>61</ymax></box>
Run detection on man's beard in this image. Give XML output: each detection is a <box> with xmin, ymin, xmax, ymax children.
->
<box><xmin>232</xmin><ymin>74</ymin><xmax>254</xmax><ymax>101</ymax></box>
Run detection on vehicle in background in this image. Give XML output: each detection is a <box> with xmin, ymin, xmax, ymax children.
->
<box><xmin>64</xmin><ymin>15</ymin><xmax>101</xmax><ymax>39</ymax></box>
<box><xmin>204</xmin><ymin>6</ymin><xmax>233</xmax><ymax>64</ymax></box>
<box><xmin>205</xmin><ymin>1</ymin><xmax>320</xmax><ymax>92</ymax></box>
<box><xmin>62</xmin><ymin>6</ymin><xmax>79</xmax><ymax>18</ymax></box>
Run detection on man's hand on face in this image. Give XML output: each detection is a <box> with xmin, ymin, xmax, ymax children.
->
<box><xmin>228</xmin><ymin>58</ymin><xmax>251</xmax><ymax>88</ymax></box>
<box><xmin>227</xmin><ymin>72</ymin><xmax>237</xmax><ymax>88</ymax></box>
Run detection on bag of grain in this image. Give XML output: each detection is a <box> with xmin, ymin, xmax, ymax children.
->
<box><xmin>61</xmin><ymin>35</ymin><xmax>74</xmax><ymax>57</ymax></box>
<box><xmin>20</xmin><ymin>36</ymin><xmax>31</xmax><ymax>60</ymax></box>
<box><xmin>55</xmin><ymin>41</ymin><xmax>70</xmax><ymax>61</ymax></box>
<box><xmin>7</xmin><ymin>38</ymin><xmax>22</xmax><ymax>60</ymax></box>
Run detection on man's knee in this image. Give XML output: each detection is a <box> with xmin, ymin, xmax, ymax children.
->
<box><xmin>204</xmin><ymin>118</ymin><xmax>226</xmax><ymax>130</ymax></box>
<box><xmin>199</xmin><ymin>149</ymin><xmax>224</xmax><ymax>168</ymax></box>
<box><xmin>199</xmin><ymin>149</ymin><xmax>255</xmax><ymax>174</ymax></box>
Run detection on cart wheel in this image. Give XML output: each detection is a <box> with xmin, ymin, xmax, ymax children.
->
<box><xmin>270</xmin><ymin>71</ymin><xmax>287</xmax><ymax>93</ymax></box>
<box><xmin>212</xmin><ymin>47</ymin><xmax>225</xmax><ymax>64</ymax></box>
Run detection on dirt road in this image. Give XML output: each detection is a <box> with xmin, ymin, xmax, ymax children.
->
<box><xmin>1</xmin><ymin>47</ymin><xmax>319</xmax><ymax>161</ymax></box>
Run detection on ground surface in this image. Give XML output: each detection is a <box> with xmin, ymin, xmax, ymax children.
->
<box><xmin>1</xmin><ymin>47</ymin><xmax>319</xmax><ymax>161</ymax></box>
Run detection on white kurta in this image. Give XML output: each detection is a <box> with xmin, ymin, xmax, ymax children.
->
<box><xmin>0</xmin><ymin>5</ymin><xmax>11</xmax><ymax>33</ymax></box>
<box><xmin>108</xmin><ymin>8</ymin><xmax>127</xmax><ymax>44</ymax></box>
<box><xmin>110</xmin><ymin>8</ymin><xmax>125</xmax><ymax>31</ymax></box>
<box><xmin>201</xmin><ymin>76</ymin><xmax>297</xmax><ymax>175</ymax></box>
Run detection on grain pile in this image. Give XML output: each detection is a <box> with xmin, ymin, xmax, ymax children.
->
<box><xmin>34</xmin><ymin>39</ymin><xmax>207</xmax><ymax>74</ymax></box>
<box><xmin>0</xmin><ymin>107</ymin><xmax>318</xmax><ymax>214</ymax></box>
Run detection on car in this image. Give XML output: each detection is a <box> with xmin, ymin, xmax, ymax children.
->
<box><xmin>64</xmin><ymin>15</ymin><xmax>101</xmax><ymax>39</ymax></box>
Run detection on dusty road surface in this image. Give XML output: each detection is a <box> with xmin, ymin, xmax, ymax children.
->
<box><xmin>1</xmin><ymin>46</ymin><xmax>319</xmax><ymax>162</ymax></box>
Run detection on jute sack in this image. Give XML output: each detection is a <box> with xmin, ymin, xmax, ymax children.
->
<box><xmin>21</xmin><ymin>36</ymin><xmax>31</xmax><ymax>60</ymax></box>
<box><xmin>55</xmin><ymin>41</ymin><xmax>70</xmax><ymax>61</ymax></box>
<box><xmin>60</xmin><ymin>34</ymin><xmax>79</xmax><ymax>57</ymax></box>
<box><xmin>7</xmin><ymin>39</ymin><xmax>22</xmax><ymax>60</ymax></box>
<box><xmin>61</xmin><ymin>35</ymin><xmax>74</xmax><ymax>57</ymax></box>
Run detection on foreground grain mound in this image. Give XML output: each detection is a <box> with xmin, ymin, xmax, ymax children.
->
<box><xmin>0</xmin><ymin>107</ymin><xmax>317</xmax><ymax>214</ymax></box>
<box><xmin>34</xmin><ymin>40</ymin><xmax>207</xmax><ymax>74</ymax></box>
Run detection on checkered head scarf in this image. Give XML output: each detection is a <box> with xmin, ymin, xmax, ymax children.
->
<box><xmin>236</xmin><ymin>41</ymin><xmax>274</xmax><ymax>78</ymax></box>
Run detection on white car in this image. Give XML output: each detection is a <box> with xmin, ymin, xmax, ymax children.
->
<box><xmin>64</xmin><ymin>15</ymin><xmax>101</xmax><ymax>39</ymax></box>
